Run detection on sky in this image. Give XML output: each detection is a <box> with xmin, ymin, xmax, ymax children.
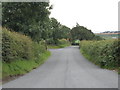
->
<box><xmin>50</xmin><ymin>0</ymin><xmax>119</xmax><ymax>33</ymax></box>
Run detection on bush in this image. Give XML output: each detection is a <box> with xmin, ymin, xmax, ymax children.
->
<box><xmin>2</xmin><ymin>28</ymin><xmax>51</xmax><ymax>79</ymax></box>
<box><xmin>58</xmin><ymin>39</ymin><xmax>69</xmax><ymax>45</ymax></box>
<box><xmin>2</xmin><ymin>28</ymin><xmax>47</xmax><ymax>62</ymax></box>
<box><xmin>2</xmin><ymin>28</ymin><xmax>34</xmax><ymax>62</ymax></box>
<box><xmin>47</xmin><ymin>39</ymin><xmax>70</xmax><ymax>49</ymax></box>
<box><xmin>33</xmin><ymin>41</ymin><xmax>46</xmax><ymax>59</ymax></box>
<box><xmin>46</xmin><ymin>38</ymin><xmax>55</xmax><ymax>45</ymax></box>
<box><xmin>80</xmin><ymin>39</ymin><xmax>119</xmax><ymax>70</ymax></box>
<box><xmin>58</xmin><ymin>39</ymin><xmax>70</xmax><ymax>47</ymax></box>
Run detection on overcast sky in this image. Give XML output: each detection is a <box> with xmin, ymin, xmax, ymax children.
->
<box><xmin>50</xmin><ymin>0</ymin><xmax>119</xmax><ymax>33</ymax></box>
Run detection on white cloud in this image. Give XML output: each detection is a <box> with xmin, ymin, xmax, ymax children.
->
<box><xmin>50</xmin><ymin>0</ymin><xmax>119</xmax><ymax>33</ymax></box>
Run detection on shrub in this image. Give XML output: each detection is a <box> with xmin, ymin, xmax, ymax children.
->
<box><xmin>2</xmin><ymin>28</ymin><xmax>51</xmax><ymax>79</ymax></box>
<box><xmin>33</xmin><ymin>41</ymin><xmax>46</xmax><ymax>59</ymax></box>
<box><xmin>80</xmin><ymin>39</ymin><xmax>119</xmax><ymax>69</ymax></box>
<box><xmin>58</xmin><ymin>39</ymin><xmax>70</xmax><ymax>45</ymax></box>
<box><xmin>46</xmin><ymin>38</ymin><xmax>55</xmax><ymax>45</ymax></box>
<box><xmin>2</xmin><ymin>28</ymin><xmax>47</xmax><ymax>63</ymax></box>
<box><xmin>58</xmin><ymin>39</ymin><xmax>70</xmax><ymax>47</ymax></box>
<box><xmin>2</xmin><ymin>28</ymin><xmax>34</xmax><ymax>62</ymax></box>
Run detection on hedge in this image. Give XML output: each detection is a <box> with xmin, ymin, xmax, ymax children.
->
<box><xmin>80</xmin><ymin>39</ymin><xmax>120</xmax><ymax>70</ymax></box>
<box><xmin>2</xmin><ymin>28</ymin><xmax>50</xmax><ymax>79</ymax></box>
<box><xmin>2</xmin><ymin>28</ymin><xmax>46</xmax><ymax>62</ymax></box>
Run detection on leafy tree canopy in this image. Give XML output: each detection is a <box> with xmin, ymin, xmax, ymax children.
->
<box><xmin>70</xmin><ymin>23</ymin><xmax>102</xmax><ymax>41</ymax></box>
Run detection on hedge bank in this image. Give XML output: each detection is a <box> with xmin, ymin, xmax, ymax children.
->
<box><xmin>80</xmin><ymin>39</ymin><xmax>120</xmax><ymax>73</ymax></box>
<box><xmin>2</xmin><ymin>28</ymin><xmax>51</xmax><ymax>79</ymax></box>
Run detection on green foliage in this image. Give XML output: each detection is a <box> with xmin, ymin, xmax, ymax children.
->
<box><xmin>57</xmin><ymin>39</ymin><xmax>70</xmax><ymax>48</ymax></box>
<box><xmin>33</xmin><ymin>41</ymin><xmax>46</xmax><ymax>59</ymax></box>
<box><xmin>48</xmin><ymin>45</ymin><xmax>61</xmax><ymax>49</ymax></box>
<box><xmin>93</xmin><ymin>35</ymin><xmax>104</xmax><ymax>40</ymax></box>
<box><xmin>48</xmin><ymin>39</ymin><xmax>70</xmax><ymax>49</ymax></box>
<box><xmin>70</xmin><ymin>23</ymin><xmax>103</xmax><ymax>41</ymax></box>
<box><xmin>59</xmin><ymin>25</ymin><xmax>71</xmax><ymax>39</ymax></box>
<box><xmin>2</xmin><ymin>28</ymin><xmax>34</xmax><ymax>62</ymax></box>
<box><xmin>2</xmin><ymin>28</ymin><xmax>47</xmax><ymax>62</ymax></box>
<box><xmin>2</xmin><ymin>3</ymin><xmax>71</xmax><ymax>44</ymax></box>
<box><xmin>49</xmin><ymin>18</ymin><xmax>71</xmax><ymax>45</ymax></box>
<box><xmin>58</xmin><ymin>39</ymin><xmax>69</xmax><ymax>45</ymax></box>
<box><xmin>2</xmin><ymin>51</ymin><xmax>51</xmax><ymax>78</ymax></box>
<box><xmin>2</xmin><ymin>2</ymin><xmax>51</xmax><ymax>42</ymax></box>
<box><xmin>2</xmin><ymin>28</ymin><xmax>51</xmax><ymax>78</ymax></box>
<box><xmin>46</xmin><ymin>38</ymin><xmax>55</xmax><ymax>45</ymax></box>
<box><xmin>80</xmin><ymin>39</ymin><xmax>119</xmax><ymax>70</ymax></box>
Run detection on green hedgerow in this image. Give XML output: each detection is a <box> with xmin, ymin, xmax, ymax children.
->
<box><xmin>2</xmin><ymin>28</ymin><xmax>34</xmax><ymax>62</ymax></box>
<box><xmin>2</xmin><ymin>28</ymin><xmax>51</xmax><ymax>79</ymax></box>
<box><xmin>80</xmin><ymin>39</ymin><xmax>120</xmax><ymax>70</ymax></box>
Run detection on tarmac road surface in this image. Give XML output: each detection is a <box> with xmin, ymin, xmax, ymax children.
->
<box><xmin>3</xmin><ymin>46</ymin><xmax>118</xmax><ymax>88</ymax></box>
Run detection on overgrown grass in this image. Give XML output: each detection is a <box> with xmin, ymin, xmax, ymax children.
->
<box><xmin>80</xmin><ymin>39</ymin><xmax>120</xmax><ymax>73</ymax></box>
<box><xmin>2</xmin><ymin>51</ymin><xmax>51</xmax><ymax>79</ymax></box>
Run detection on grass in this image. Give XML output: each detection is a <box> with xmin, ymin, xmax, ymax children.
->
<box><xmin>48</xmin><ymin>44</ymin><xmax>70</xmax><ymax>49</ymax></box>
<box><xmin>48</xmin><ymin>45</ymin><xmax>61</xmax><ymax>49</ymax></box>
<box><xmin>119</xmin><ymin>68</ymin><xmax>120</xmax><ymax>74</ymax></box>
<box><xmin>0</xmin><ymin>61</ymin><xmax>1</xmax><ymax>81</ymax></box>
<box><xmin>2</xmin><ymin>51</ymin><xmax>51</xmax><ymax>79</ymax></box>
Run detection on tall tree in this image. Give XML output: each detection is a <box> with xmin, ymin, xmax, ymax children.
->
<box><xmin>2</xmin><ymin>2</ymin><xmax>51</xmax><ymax>42</ymax></box>
<box><xmin>49</xmin><ymin>18</ymin><xmax>71</xmax><ymax>44</ymax></box>
<box><xmin>70</xmin><ymin>23</ymin><xmax>95</xmax><ymax>41</ymax></box>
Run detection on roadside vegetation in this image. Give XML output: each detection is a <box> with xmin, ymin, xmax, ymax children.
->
<box><xmin>48</xmin><ymin>39</ymin><xmax>70</xmax><ymax>49</ymax></box>
<box><xmin>2</xmin><ymin>28</ymin><xmax>51</xmax><ymax>79</ymax></box>
<box><xmin>2</xmin><ymin>1</ymin><xmax>119</xmax><ymax>83</ymax></box>
<box><xmin>2</xmin><ymin>2</ymin><xmax>71</xmax><ymax>81</ymax></box>
<box><xmin>2</xmin><ymin>3</ymin><xmax>71</xmax><ymax>47</ymax></box>
<box><xmin>80</xmin><ymin>39</ymin><xmax>120</xmax><ymax>73</ymax></box>
<box><xmin>70</xmin><ymin>23</ymin><xmax>119</xmax><ymax>73</ymax></box>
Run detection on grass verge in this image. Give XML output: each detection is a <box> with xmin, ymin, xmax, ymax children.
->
<box><xmin>2</xmin><ymin>51</ymin><xmax>51</xmax><ymax>81</ymax></box>
<box><xmin>48</xmin><ymin>44</ymin><xmax>69</xmax><ymax>49</ymax></box>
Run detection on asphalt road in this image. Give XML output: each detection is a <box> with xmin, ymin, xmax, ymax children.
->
<box><xmin>3</xmin><ymin>46</ymin><xmax>118</xmax><ymax>88</ymax></box>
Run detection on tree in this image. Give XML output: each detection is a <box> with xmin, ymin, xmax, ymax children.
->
<box><xmin>70</xmin><ymin>23</ymin><xmax>98</xmax><ymax>41</ymax></box>
<box><xmin>49</xmin><ymin>18</ymin><xmax>60</xmax><ymax>44</ymax></box>
<box><xmin>48</xmin><ymin>18</ymin><xmax>71</xmax><ymax>45</ymax></box>
<box><xmin>59</xmin><ymin>25</ymin><xmax>71</xmax><ymax>39</ymax></box>
<box><xmin>2</xmin><ymin>2</ymin><xmax>51</xmax><ymax>42</ymax></box>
